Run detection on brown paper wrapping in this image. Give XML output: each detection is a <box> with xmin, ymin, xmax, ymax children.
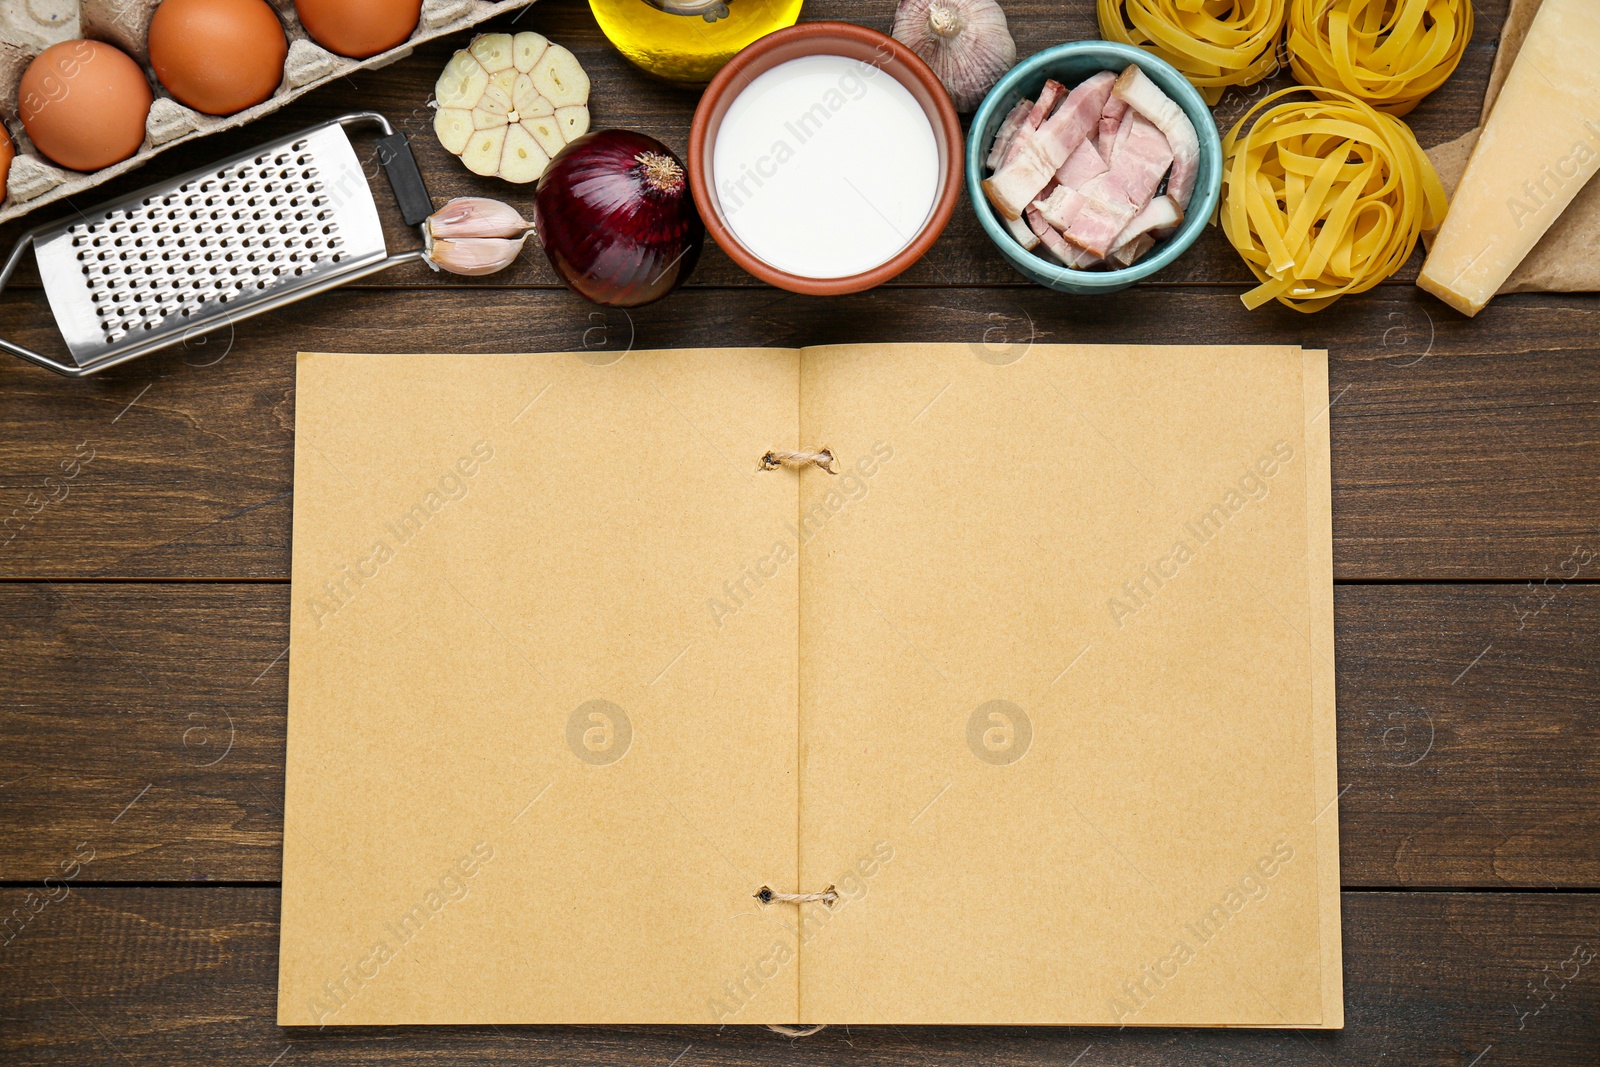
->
<box><xmin>1423</xmin><ymin>0</ymin><xmax>1600</xmax><ymax>294</ymax></box>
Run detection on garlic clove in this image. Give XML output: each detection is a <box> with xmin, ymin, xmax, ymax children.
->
<box><xmin>531</xmin><ymin>44</ymin><xmax>590</xmax><ymax>107</ymax></box>
<box><xmin>521</xmin><ymin>113</ymin><xmax>568</xmax><ymax>158</ymax></box>
<box><xmin>434</xmin><ymin>51</ymin><xmax>489</xmax><ymax>109</ymax></box>
<box><xmin>460</xmin><ymin>126</ymin><xmax>508</xmax><ymax>177</ymax></box>
<box><xmin>433</xmin><ymin>108</ymin><xmax>474</xmax><ymax>155</ymax></box>
<box><xmin>424</xmin><ymin>235</ymin><xmax>530</xmax><ymax>276</ymax></box>
<box><xmin>501</xmin><ymin>126</ymin><xmax>554</xmax><ymax>184</ymax></box>
<box><xmin>555</xmin><ymin>105</ymin><xmax>590</xmax><ymax>141</ymax></box>
<box><xmin>425</xmin><ymin>197</ymin><xmax>532</xmax><ymax>240</ymax></box>
<box><xmin>892</xmin><ymin>0</ymin><xmax>1017</xmax><ymax>112</ymax></box>
<box><xmin>512</xmin><ymin>31</ymin><xmax>549</xmax><ymax>73</ymax></box>
<box><xmin>469</xmin><ymin>32</ymin><xmax>516</xmax><ymax>74</ymax></box>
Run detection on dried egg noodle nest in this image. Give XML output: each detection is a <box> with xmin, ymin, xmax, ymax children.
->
<box><xmin>433</xmin><ymin>33</ymin><xmax>591</xmax><ymax>183</ymax></box>
<box><xmin>1220</xmin><ymin>87</ymin><xmax>1446</xmax><ymax>312</ymax></box>
<box><xmin>1287</xmin><ymin>0</ymin><xmax>1473</xmax><ymax>116</ymax></box>
<box><xmin>1097</xmin><ymin>0</ymin><xmax>1287</xmax><ymax>105</ymax></box>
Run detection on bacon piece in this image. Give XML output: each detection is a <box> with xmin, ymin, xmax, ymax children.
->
<box><xmin>1026</xmin><ymin>79</ymin><xmax>1068</xmax><ymax>127</ymax></box>
<box><xmin>1107</xmin><ymin>195</ymin><xmax>1183</xmax><ymax>265</ymax></box>
<box><xmin>1054</xmin><ymin>138</ymin><xmax>1107</xmax><ymax>189</ymax></box>
<box><xmin>982</xmin><ymin>71</ymin><xmax>1116</xmax><ymax>219</ymax></box>
<box><xmin>1032</xmin><ymin>183</ymin><xmax>1087</xmax><ymax>231</ymax></box>
<box><xmin>1097</xmin><ymin>95</ymin><xmax>1129</xmax><ymax>159</ymax></box>
<box><xmin>1063</xmin><ymin>172</ymin><xmax>1140</xmax><ymax>258</ymax></box>
<box><xmin>985</xmin><ymin>98</ymin><xmax>1033</xmax><ymax>171</ymax></box>
<box><xmin>1026</xmin><ymin>206</ymin><xmax>1101</xmax><ymax>269</ymax></box>
<box><xmin>1108</xmin><ymin>114</ymin><xmax>1174</xmax><ymax>206</ymax></box>
<box><xmin>1108</xmin><ymin>107</ymin><xmax>1135</xmax><ymax>164</ymax></box>
<box><xmin>1110</xmin><ymin>233</ymin><xmax>1155</xmax><ymax>268</ymax></box>
<box><xmin>997</xmin><ymin>81</ymin><xmax>1072</xmax><ymax>169</ymax></box>
<box><xmin>1003</xmin><ymin>210</ymin><xmax>1040</xmax><ymax>251</ymax></box>
<box><xmin>1111</xmin><ymin>64</ymin><xmax>1201</xmax><ymax>210</ymax></box>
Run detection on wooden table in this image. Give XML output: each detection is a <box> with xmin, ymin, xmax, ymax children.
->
<box><xmin>2</xmin><ymin>1</ymin><xmax>1596</xmax><ymax>1063</ymax></box>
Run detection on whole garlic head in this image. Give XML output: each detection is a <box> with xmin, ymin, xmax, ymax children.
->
<box><xmin>892</xmin><ymin>0</ymin><xmax>1017</xmax><ymax>112</ymax></box>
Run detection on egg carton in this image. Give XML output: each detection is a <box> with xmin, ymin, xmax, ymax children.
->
<box><xmin>0</xmin><ymin>0</ymin><xmax>536</xmax><ymax>226</ymax></box>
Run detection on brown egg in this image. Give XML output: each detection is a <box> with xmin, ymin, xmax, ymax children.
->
<box><xmin>294</xmin><ymin>0</ymin><xmax>422</xmax><ymax>59</ymax></box>
<box><xmin>149</xmin><ymin>0</ymin><xmax>288</xmax><ymax>116</ymax></box>
<box><xmin>18</xmin><ymin>41</ymin><xmax>152</xmax><ymax>172</ymax></box>
<box><xmin>0</xmin><ymin>124</ymin><xmax>13</xmax><ymax>201</ymax></box>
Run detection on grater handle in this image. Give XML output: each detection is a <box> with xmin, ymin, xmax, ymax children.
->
<box><xmin>377</xmin><ymin>132</ymin><xmax>432</xmax><ymax>228</ymax></box>
<box><xmin>337</xmin><ymin>112</ymin><xmax>432</xmax><ymax>229</ymax></box>
<box><xmin>0</xmin><ymin>226</ymin><xmax>85</xmax><ymax>376</ymax></box>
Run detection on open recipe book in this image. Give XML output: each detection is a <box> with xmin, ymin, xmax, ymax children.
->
<box><xmin>279</xmin><ymin>343</ymin><xmax>1341</xmax><ymax>1028</ymax></box>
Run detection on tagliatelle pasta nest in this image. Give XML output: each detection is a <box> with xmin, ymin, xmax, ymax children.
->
<box><xmin>1220</xmin><ymin>87</ymin><xmax>1447</xmax><ymax>312</ymax></box>
<box><xmin>1097</xmin><ymin>0</ymin><xmax>1287</xmax><ymax>106</ymax></box>
<box><xmin>1287</xmin><ymin>0</ymin><xmax>1473</xmax><ymax>116</ymax></box>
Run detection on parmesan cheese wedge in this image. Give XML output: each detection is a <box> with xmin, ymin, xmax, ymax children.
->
<box><xmin>1417</xmin><ymin>0</ymin><xmax>1600</xmax><ymax>316</ymax></box>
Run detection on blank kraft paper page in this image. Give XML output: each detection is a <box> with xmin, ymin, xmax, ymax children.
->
<box><xmin>280</xmin><ymin>349</ymin><xmax>806</xmax><ymax>1025</ymax></box>
<box><xmin>793</xmin><ymin>343</ymin><xmax>1340</xmax><ymax>1027</ymax></box>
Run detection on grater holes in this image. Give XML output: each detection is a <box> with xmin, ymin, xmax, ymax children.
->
<box><xmin>64</xmin><ymin>141</ymin><xmax>361</xmax><ymax>349</ymax></box>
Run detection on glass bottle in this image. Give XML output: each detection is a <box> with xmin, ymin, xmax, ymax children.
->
<box><xmin>589</xmin><ymin>0</ymin><xmax>805</xmax><ymax>86</ymax></box>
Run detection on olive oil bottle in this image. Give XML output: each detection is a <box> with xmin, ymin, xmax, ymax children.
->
<box><xmin>589</xmin><ymin>0</ymin><xmax>804</xmax><ymax>85</ymax></box>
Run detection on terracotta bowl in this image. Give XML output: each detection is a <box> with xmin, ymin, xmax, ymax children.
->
<box><xmin>687</xmin><ymin>21</ymin><xmax>963</xmax><ymax>296</ymax></box>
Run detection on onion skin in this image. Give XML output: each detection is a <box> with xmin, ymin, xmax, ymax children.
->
<box><xmin>532</xmin><ymin>130</ymin><xmax>704</xmax><ymax>307</ymax></box>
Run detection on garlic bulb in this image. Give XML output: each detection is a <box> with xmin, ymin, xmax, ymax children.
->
<box><xmin>433</xmin><ymin>32</ymin><xmax>592</xmax><ymax>184</ymax></box>
<box><xmin>892</xmin><ymin>0</ymin><xmax>1017</xmax><ymax>112</ymax></box>
<box><xmin>422</xmin><ymin>197</ymin><xmax>533</xmax><ymax>276</ymax></box>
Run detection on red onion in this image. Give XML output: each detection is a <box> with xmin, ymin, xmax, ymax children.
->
<box><xmin>532</xmin><ymin>130</ymin><xmax>704</xmax><ymax>307</ymax></box>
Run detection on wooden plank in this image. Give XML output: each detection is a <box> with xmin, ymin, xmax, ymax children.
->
<box><xmin>2</xmin><ymin>583</ymin><xmax>1596</xmax><ymax>886</ymax></box>
<box><xmin>1336</xmin><ymin>586</ymin><xmax>1600</xmax><ymax>888</ymax></box>
<box><xmin>0</xmin><ymin>285</ymin><xmax>1595</xmax><ymax>581</ymax></box>
<box><xmin>0</xmin><ymin>585</ymin><xmax>287</xmax><ymax>883</ymax></box>
<box><xmin>0</xmin><ymin>0</ymin><xmax>1506</xmax><ymax>290</ymax></box>
<box><xmin>1</xmin><ymin>887</ymin><xmax>1594</xmax><ymax>1064</ymax></box>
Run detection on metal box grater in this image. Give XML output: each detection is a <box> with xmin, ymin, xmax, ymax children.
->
<box><xmin>0</xmin><ymin>112</ymin><xmax>433</xmax><ymax>377</ymax></box>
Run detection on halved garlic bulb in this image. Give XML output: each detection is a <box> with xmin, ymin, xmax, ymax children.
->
<box><xmin>432</xmin><ymin>32</ymin><xmax>592</xmax><ymax>184</ymax></box>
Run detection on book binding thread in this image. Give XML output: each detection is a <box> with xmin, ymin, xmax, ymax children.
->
<box><xmin>755</xmin><ymin>884</ymin><xmax>839</xmax><ymax>907</ymax></box>
<box><xmin>758</xmin><ymin>448</ymin><xmax>838</xmax><ymax>474</ymax></box>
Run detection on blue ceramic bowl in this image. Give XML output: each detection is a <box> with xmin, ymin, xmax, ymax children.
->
<box><xmin>967</xmin><ymin>41</ymin><xmax>1222</xmax><ymax>294</ymax></box>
